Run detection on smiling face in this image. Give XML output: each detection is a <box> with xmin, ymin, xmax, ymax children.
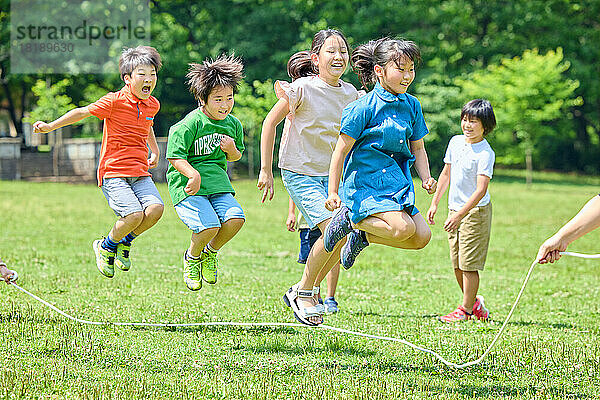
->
<box><xmin>375</xmin><ymin>55</ymin><xmax>415</xmax><ymax>95</ymax></box>
<box><xmin>201</xmin><ymin>85</ymin><xmax>234</xmax><ymax>120</ymax></box>
<box><xmin>461</xmin><ymin>114</ymin><xmax>485</xmax><ymax>143</ymax></box>
<box><xmin>124</xmin><ymin>64</ymin><xmax>157</xmax><ymax>100</ymax></box>
<box><xmin>311</xmin><ymin>35</ymin><xmax>349</xmax><ymax>86</ymax></box>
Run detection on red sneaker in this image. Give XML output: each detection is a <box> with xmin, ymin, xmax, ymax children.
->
<box><xmin>439</xmin><ymin>305</ymin><xmax>471</xmax><ymax>322</ymax></box>
<box><xmin>472</xmin><ymin>295</ymin><xmax>490</xmax><ymax>320</ymax></box>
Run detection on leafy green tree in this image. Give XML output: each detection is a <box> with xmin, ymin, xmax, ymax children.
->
<box><xmin>458</xmin><ymin>48</ymin><xmax>582</xmax><ymax>184</ymax></box>
<box><xmin>234</xmin><ymin>80</ymin><xmax>278</xmax><ymax>178</ymax></box>
<box><xmin>27</xmin><ymin>78</ymin><xmax>104</xmax><ymax>138</ymax></box>
<box><xmin>10</xmin><ymin>0</ymin><xmax>600</xmax><ymax>175</ymax></box>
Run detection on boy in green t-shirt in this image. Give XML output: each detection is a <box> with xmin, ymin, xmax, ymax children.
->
<box><xmin>166</xmin><ymin>55</ymin><xmax>246</xmax><ymax>291</ymax></box>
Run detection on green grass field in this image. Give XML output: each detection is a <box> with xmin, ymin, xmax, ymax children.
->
<box><xmin>1</xmin><ymin>171</ymin><xmax>600</xmax><ymax>399</ymax></box>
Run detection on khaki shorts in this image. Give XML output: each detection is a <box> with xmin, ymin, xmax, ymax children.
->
<box><xmin>447</xmin><ymin>202</ymin><xmax>492</xmax><ymax>271</ymax></box>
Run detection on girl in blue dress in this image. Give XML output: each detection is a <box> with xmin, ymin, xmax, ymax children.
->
<box><xmin>324</xmin><ymin>37</ymin><xmax>437</xmax><ymax>269</ymax></box>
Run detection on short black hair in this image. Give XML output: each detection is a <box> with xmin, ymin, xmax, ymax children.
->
<box><xmin>119</xmin><ymin>46</ymin><xmax>162</xmax><ymax>80</ymax></box>
<box><xmin>461</xmin><ymin>99</ymin><xmax>497</xmax><ymax>136</ymax></box>
<box><xmin>186</xmin><ymin>54</ymin><xmax>244</xmax><ymax>104</ymax></box>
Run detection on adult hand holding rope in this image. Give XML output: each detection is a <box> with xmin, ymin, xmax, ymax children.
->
<box><xmin>537</xmin><ymin>195</ymin><xmax>600</xmax><ymax>264</ymax></box>
<box><xmin>0</xmin><ymin>257</ymin><xmax>18</xmax><ymax>284</ymax></box>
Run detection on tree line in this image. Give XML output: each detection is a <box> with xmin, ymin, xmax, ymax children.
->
<box><xmin>2</xmin><ymin>0</ymin><xmax>598</xmax><ymax>176</ymax></box>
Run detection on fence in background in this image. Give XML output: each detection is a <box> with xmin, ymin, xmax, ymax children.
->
<box><xmin>0</xmin><ymin>137</ymin><xmax>169</xmax><ymax>183</ymax></box>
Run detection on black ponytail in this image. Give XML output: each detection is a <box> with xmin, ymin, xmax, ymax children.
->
<box><xmin>351</xmin><ymin>38</ymin><xmax>385</xmax><ymax>89</ymax></box>
<box><xmin>351</xmin><ymin>37</ymin><xmax>421</xmax><ymax>90</ymax></box>
<box><xmin>286</xmin><ymin>51</ymin><xmax>317</xmax><ymax>80</ymax></box>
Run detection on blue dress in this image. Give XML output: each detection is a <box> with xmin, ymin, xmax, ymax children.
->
<box><xmin>339</xmin><ymin>83</ymin><xmax>429</xmax><ymax>223</ymax></box>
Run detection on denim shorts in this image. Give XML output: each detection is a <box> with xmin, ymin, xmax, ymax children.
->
<box><xmin>101</xmin><ymin>176</ymin><xmax>163</xmax><ymax>217</ymax></box>
<box><xmin>281</xmin><ymin>169</ymin><xmax>332</xmax><ymax>230</ymax></box>
<box><xmin>297</xmin><ymin>227</ymin><xmax>322</xmax><ymax>264</ymax></box>
<box><xmin>174</xmin><ymin>193</ymin><xmax>245</xmax><ymax>233</ymax></box>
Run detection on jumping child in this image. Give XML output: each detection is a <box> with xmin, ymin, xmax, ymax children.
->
<box><xmin>426</xmin><ymin>99</ymin><xmax>496</xmax><ymax>322</ymax></box>
<box><xmin>166</xmin><ymin>54</ymin><xmax>245</xmax><ymax>291</ymax></box>
<box><xmin>324</xmin><ymin>37</ymin><xmax>436</xmax><ymax>271</ymax></box>
<box><xmin>258</xmin><ymin>29</ymin><xmax>360</xmax><ymax>325</ymax></box>
<box><xmin>33</xmin><ymin>46</ymin><xmax>164</xmax><ymax>278</ymax></box>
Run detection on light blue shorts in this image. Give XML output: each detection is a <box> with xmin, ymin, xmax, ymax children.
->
<box><xmin>281</xmin><ymin>169</ymin><xmax>332</xmax><ymax>230</ymax></box>
<box><xmin>174</xmin><ymin>193</ymin><xmax>245</xmax><ymax>233</ymax></box>
<box><xmin>101</xmin><ymin>176</ymin><xmax>163</xmax><ymax>218</ymax></box>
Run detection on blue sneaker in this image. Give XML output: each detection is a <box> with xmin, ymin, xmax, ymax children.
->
<box><xmin>323</xmin><ymin>205</ymin><xmax>353</xmax><ymax>252</ymax></box>
<box><xmin>323</xmin><ymin>297</ymin><xmax>339</xmax><ymax>314</ymax></box>
<box><xmin>340</xmin><ymin>230</ymin><xmax>369</xmax><ymax>270</ymax></box>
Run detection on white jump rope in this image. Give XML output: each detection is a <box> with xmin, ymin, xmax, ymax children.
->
<box><xmin>7</xmin><ymin>251</ymin><xmax>599</xmax><ymax>369</ymax></box>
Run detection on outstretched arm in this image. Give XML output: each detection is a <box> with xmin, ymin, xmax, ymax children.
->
<box><xmin>537</xmin><ymin>195</ymin><xmax>600</xmax><ymax>264</ymax></box>
<box><xmin>411</xmin><ymin>139</ymin><xmax>437</xmax><ymax>194</ymax></box>
<box><xmin>257</xmin><ymin>98</ymin><xmax>289</xmax><ymax>202</ymax></box>
<box><xmin>32</xmin><ymin>106</ymin><xmax>92</xmax><ymax>133</ymax></box>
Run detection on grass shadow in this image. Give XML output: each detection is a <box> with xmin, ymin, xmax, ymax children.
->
<box><xmin>432</xmin><ymin>382</ymin><xmax>593</xmax><ymax>399</ymax></box>
<box><xmin>236</xmin><ymin>341</ymin><xmax>376</xmax><ymax>358</ymax></box>
<box><xmin>349</xmin><ymin>310</ymin><xmax>420</xmax><ymax>319</ymax></box>
<box><xmin>173</xmin><ymin>325</ymin><xmax>301</xmax><ymax>335</ymax></box>
<box><xmin>507</xmin><ymin>319</ymin><xmax>584</xmax><ymax>330</ymax></box>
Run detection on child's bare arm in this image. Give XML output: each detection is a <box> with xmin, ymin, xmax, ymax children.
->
<box><xmin>32</xmin><ymin>106</ymin><xmax>92</xmax><ymax>134</ymax></box>
<box><xmin>168</xmin><ymin>158</ymin><xmax>201</xmax><ymax>195</ymax></box>
<box><xmin>325</xmin><ymin>134</ymin><xmax>355</xmax><ymax>211</ymax></box>
<box><xmin>427</xmin><ymin>163</ymin><xmax>451</xmax><ymax>225</ymax></box>
<box><xmin>147</xmin><ymin>127</ymin><xmax>160</xmax><ymax>169</ymax></box>
<box><xmin>257</xmin><ymin>98</ymin><xmax>289</xmax><ymax>202</ymax></box>
<box><xmin>443</xmin><ymin>174</ymin><xmax>490</xmax><ymax>232</ymax></box>
<box><xmin>286</xmin><ymin>197</ymin><xmax>297</xmax><ymax>232</ymax></box>
<box><xmin>410</xmin><ymin>139</ymin><xmax>437</xmax><ymax>194</ymax></box>
<box><xmin>220</xmin><ymin>136</ymin><xmax>242</xmax><ymax>162</ymax></box>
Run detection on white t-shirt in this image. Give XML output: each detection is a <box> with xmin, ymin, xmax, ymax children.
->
<box><xmin>276</xmin><ymin>76</ymin><xmax>358</xmax><ymax>176</ymax></box>
<box><xmin>444</xmin><ymin>135</ymin><xmax>495</xmax><ymax>210</ymax></box>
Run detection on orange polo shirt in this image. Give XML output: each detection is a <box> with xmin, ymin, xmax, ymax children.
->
<box><xmin>88</xmin><ymin>84</ymin><xmax>160</xmax><ymax>186</ymax></box>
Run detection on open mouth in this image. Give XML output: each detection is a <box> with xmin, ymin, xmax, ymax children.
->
<box><xmin>141</xmin><ymin>84</ymin><xmax>152</xmax><ymax>94</ymax></box>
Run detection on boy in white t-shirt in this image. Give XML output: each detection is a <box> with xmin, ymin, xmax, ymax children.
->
<box><xmin>427</xmin><ymin>99</ymin><xmax>496</xmax><ymax>322</ymax></box>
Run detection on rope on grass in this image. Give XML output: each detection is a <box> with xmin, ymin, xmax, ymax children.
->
<box><xmin>6</xmin><ymin>251</ymin><xmax>597</xmax><ymax>368</ymax></box>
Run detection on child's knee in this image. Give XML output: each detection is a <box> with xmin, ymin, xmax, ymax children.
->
<box><xmin>125</xmin><ymin>211</ymin><xmax>145</xmax><ymax>225</ymax></box>
<box><xmin>413</xmin><ymin>229</ymin><xmax>432</xmax><ymax>249</ymax></box>
<box><xmin>391</xmin><ymin>220</ymin><xmax>416</xmax><ymax>241</ymax></box>
<box><xmin>224</xmin><ymin>217</ymin><xmax>245</xmax><ymax>229</ymax></box>
<box><xmin>147</xmin><ymin>203</ymin><xmax>164</xmax><ymax>219</ymax></box>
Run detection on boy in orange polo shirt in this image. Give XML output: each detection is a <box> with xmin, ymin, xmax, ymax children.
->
<box><xmin>33</xmin><ymin>46</ymin><xmax>164</xmax><ymax>278</ymax></box>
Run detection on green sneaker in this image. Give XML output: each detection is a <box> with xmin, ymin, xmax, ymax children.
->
<box><xmin>115</xmin><ymin>243</ymin><xmax>131</xmax><ymax>271</ymax></box>
<box><xmin>201</xmin><ymin>250</ymin><xmax>218</xmax><ymax>284</ymax></box>
<box><xmin>183</xmin><ymin>251</ymin><xmax>202</xmax><ymax>291</ymax></box>
<box><xmin>93</xmin><ymin>239</ymin><xmax>115</xmax><ymax>278</ymax></box>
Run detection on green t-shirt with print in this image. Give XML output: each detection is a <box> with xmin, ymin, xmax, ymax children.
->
<box><xmin>166</xmin><ymin>108</ymin><xmax>244</xmax><ymax>206</ymax></box>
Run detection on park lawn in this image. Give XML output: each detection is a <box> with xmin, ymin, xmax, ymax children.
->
<box><xmin>0</xmin><ymin>171</ymin><xmax>599</xmax><ymax>399</ymax></box>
